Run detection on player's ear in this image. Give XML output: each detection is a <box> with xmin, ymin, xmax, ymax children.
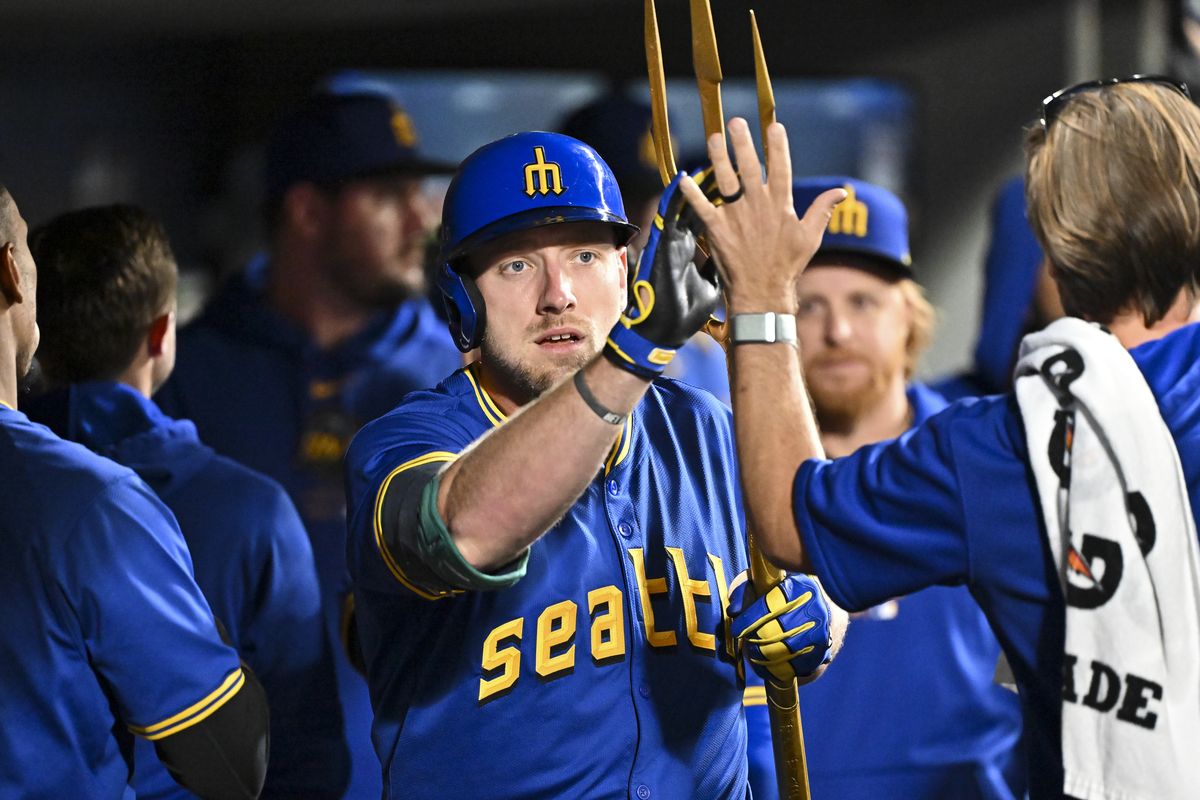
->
<box><xmin>146</xmin><ymin>311</ymin><xmax>173</xmax><ymax>357</ymax></box>
<box><xmin>616</xmin><ymin>246</ymin><xmax>628</xmax><ymax>291</ymax></box>
<box><xmin>0</xmin><ymin>243</ymin><xmax>24</xmax><ymax>307</ymax></box>
<box><xmin>282</xmin><ymin>183</ymin><xmax>332</xmax><ymax>240</ymax></box>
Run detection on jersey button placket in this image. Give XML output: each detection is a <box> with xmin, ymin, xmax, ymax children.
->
<box><xmin>636</xmin><ymin>784</ymin><xmax>651</xmax><ymax>800</ymax></box>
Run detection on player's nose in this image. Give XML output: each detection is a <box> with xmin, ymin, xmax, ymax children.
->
<box><xmin>538</xmin><ymin>259</ymin><xmax>577</xmax><ymax>315</ymax></box>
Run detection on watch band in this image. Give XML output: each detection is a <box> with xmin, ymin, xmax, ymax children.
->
<box><xmin>730</xmin><ymin>312</ymin><xmax>797</xmax><ymax>344</ymax></box>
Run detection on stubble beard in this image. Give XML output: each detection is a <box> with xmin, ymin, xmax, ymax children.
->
<box><xmin>481</xmin><ymin>320</ymin><xmax>603</xmax><ymax>403</ymax></box>
<box><xmin>807</xmin><ymin>353</ymin><xmax>893</xmax><ymax>435</ymax></box>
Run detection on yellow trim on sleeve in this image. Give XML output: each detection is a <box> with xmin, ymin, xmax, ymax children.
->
<box><xmin>373</xmin><ymin>451</ymin><xmax>462</xmax><ymax>601</ymax></box>
<box><xmin>743</xmin><ymin>685</ymin><xmax>767</xmax><ymax>707</ymax></box>
<box><xmin>465</xmin><ymin>365</ymin><xmax>506</xmax><ymax>428</ymax></box>
<box><xmin>129</xmin><ymin>667</ymin><xmax>246</xmax><ymax>741</ymax></box>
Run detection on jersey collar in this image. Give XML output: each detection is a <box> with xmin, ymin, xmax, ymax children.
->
<box><xmin>464</xmin><ymin>362</ymin><xmax>634</xmax><ymax>474</ymax></box>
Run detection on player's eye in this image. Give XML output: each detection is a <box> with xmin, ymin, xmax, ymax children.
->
<box><xmin>500</xmin><ymin>260</ymin><xmax>529</xmax><ymax>275</ymax></box>
<box><xmin>576</xmin><ymin>251</ymin><xmax>597</xmax><ymax>265</ymax></box>
<box><xmin>849</xmin><ymin>293</ymin><xmax>878</xmax><ymax>310</ymax></box>
<box><xmin>797</xmin><ymin>298</ymin><xmax>822</xmax><ymax>317</ymax></box>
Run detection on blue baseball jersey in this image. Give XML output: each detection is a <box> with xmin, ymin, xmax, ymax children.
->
<box><xmin>744</xmin><ymin>383</ymin><xmax>1024</xmax><ymax>800</ymax></box>
<box><xmin>0</xmin><ymin>405</ymin><xmax>244</xmax><ymax>799</ymax></box>
<box><xmin>792</xmin><ymin>322</ymin><xmax>1200</xmax><ymax>799</ymax></box>
<box><xmin>157</xmin><ymin>254</ymin><xmax>462</xmax><ymax>798</ymax></box>
<box><xmin>345</xmin><ymin>366</ymin><xmax>752</xmax><ymax>799</ymax></box>
<box><xmin>27</xmin><ymin>381</ymin><xmax>348</xmax><ymax>798</ymax></box>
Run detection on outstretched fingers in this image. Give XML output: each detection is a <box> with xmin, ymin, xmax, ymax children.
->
<box><xmin>797</xmin><ymin>187</ymin><xmax>850</xmax><ymax>252</ymax></box>
<box><xmin>765</xmin><ymin>122</ymin><xmax>794</xmax><ymax>209</ymax></box>
<box><xmin>726</xmin><ymin>118</ymin><xmax>765</xmax><ymax>199</ymax></box>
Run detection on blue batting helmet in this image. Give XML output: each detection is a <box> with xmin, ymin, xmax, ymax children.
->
<box><xmin>792</xmin><ymin>176</ymin><xmax>913</xmax><ymax>277</ymax></box>
<box><xmin>437</xmin><ymin>131</ymin><xmax>639</xmax><ymax>352</ymax></box>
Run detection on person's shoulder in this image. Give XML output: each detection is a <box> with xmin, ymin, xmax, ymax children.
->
<box><xmin>904</xmin><ymin>390</ymin><xmax>1025</xmax><ymax>460</ymax></box>
<box><xmin>346</xmin><ymin>368</ymin><xmax>476</xmax><ymax>458</ymax></box>
<box><xmin>1</xmin><ymin>411</ymin><xmax>135</xmax><ymax>495</ymax></box>
<box><xmin>0</xmin><ymin>412</ymin><xmax>160</xmax><ymax>542</ymax></box>
<box><xmin>648</xmin><ymin>376</ymin><xmax>731</xmax><ymax>420</ymax></box>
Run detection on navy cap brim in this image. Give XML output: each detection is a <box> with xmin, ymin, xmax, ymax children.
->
<box><xmin>813</xmin><ymin>246</ymin><xmax>915</xmax><ymax>280</ymax></box>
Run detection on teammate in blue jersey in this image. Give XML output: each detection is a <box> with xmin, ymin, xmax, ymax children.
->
<box><xmin>0</xmin><ymin>188</ymin><xmax>268</xmax><ymax>797</ymax></box>
<box><xmin>743</xmin><ymin>178</ymin><xmax>1023</xmax><ymax>799</ymax></box>
<box><xmin>344</xmin><ymin>131</ymin><xmax>844</xmax><ymax>798</ymax></box>
<box><xmin>26</xmin><ymin>204</ymin><xmax>348</xmax><ymax>798</ymax></box>
<box><xmin>683</xmin><ymin>82</ymin><xmax>1200</xmax><ymax>799</ymax></box>
<box><xmin>156</xmin><ymin>77</ymin><xmax>461</xmax><ymax>798</ymax></box>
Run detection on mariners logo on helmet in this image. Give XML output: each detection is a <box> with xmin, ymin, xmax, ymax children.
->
<box><xmin>524</xmin><ymin>147</ymin><xmax>565</xmax><ymax>196</ymax></box>
<box><xmin>436</xmin><ymin>131</ymin><xmax>639</xmax><ymax>352</ymax></box>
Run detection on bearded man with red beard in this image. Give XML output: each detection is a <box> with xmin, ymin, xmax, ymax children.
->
<box><xmin>743</xmin><ymin>177</ymin><xmax>1027</xmax><ymax>800</ymax></box>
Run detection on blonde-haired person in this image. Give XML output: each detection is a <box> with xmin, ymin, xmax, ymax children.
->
<box><xmin>686</xmin><ymin>77</ymin><xmax>1200</xmax><ymax>800</ymax></box>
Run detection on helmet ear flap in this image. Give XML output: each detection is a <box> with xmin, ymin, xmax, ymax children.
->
<box><xmin>437</xmin><ymin>262</ymin><xmax>487</xmax><ymax>353</ymax></box>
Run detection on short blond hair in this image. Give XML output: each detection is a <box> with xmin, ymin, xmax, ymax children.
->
<box><xmin>1025</xmin><ymin>82</ymin><xmax>1200</xmax><ymax>325</ymax></box>
<box><xmin>899</xmin><ymin>278</ymin><xmax>935</xmax><ymax>378</ymax></box>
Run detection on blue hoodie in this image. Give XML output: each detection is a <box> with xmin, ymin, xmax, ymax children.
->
<box><xmin>27</xmin><ymin>382</ymin><xmax>349</xmax><ymax>799</ymax></box>
<box><xmin>933</xmin><ymin>177</ymin><xmax>1045</xmax><ymax>399</ymax></box>
<box><xmin>156</xmin><ymin>255</ymin><xmax>463</xmax><ymax>798</ymax></box>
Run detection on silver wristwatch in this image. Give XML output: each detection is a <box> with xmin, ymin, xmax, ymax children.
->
<box><xmin>729</xmin><ymin>312</ymin><xmax>797</xmax><ymax>344</ymax></box>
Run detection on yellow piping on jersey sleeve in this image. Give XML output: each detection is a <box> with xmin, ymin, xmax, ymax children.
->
<box><xmin>373</xmin><ymin>450</ymin><xmax>462</xmax><ymax>600</ymax></box>
<box><xmin>129</xmin><ymin>667</ymin><xmax>246</xmax><ymax>741</ymax></box>
<box><xmin>465</xmin><ymin>365</ymin><xmax>506</xmax><ymax>428</ymax></box>
<box><xmin>743</xmin><ymin>684</ymin><xmax>767</xmax><ymax>707</ymax></box>
<box><xmin>604</xmin><ymin>416</ymin><xmax>632</xmax><ymax>474</ymax></box>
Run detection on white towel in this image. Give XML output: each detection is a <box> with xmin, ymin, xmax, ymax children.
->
<box><xmin>1014</xmin><ymin>317</ymin><xmax>1200</xmax><ymax>800</ymax></box>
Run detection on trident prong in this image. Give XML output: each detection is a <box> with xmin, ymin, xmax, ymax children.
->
<box><xmin>645</xmin><ymin>0</ymin><xmax>678</xmax><ymax>186</ymax></box>
<box><xmin>690</xmin><ymin>0</ymin><xmax>725</xmax><ymax>141</ymax></box>
<box><xmin>642</xmin><ymin>5</ymin><xmax>813</xmax><ymax>799</ymax></box>
<box><xmin>750</xmin><ymin>10</ymin><xmax>776</xmax><ymax>172</ymax></box>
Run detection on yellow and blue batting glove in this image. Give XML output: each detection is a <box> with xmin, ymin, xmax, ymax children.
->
<box><xmin>603</xmin><ymin>168</ymin><xmax>722</xmax><ymax>379</ymax></box>
<box><xmin>728</xmin><ymin>571</ymin><xmax>833</xmax><ymax>684</ymax></box>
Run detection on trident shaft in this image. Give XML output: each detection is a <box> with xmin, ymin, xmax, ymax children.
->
<box><xmin>643</xmin><ymin>3</ymin><xmax>812</xmax><ymax>799</ymax></box>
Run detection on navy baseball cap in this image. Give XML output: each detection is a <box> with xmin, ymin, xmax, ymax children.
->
<box><xmin>265</xmin><ymin>75</ymin><xmax>456</xmax><ymax>198</ymax></box>
<box><xmin>793</xmin><ymin>176</ymin><xmax>913</xmax><ymax>277</ymax></box>
<box><xmin>559</xmin><ymin>93</ymin><xmax>667</xmax><ymax>203</ymax></box>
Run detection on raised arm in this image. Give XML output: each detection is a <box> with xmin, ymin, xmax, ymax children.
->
<box><xmin>680</xmin><ymin>118</ymin><xmax>845</xmax><ymax>572</ymax></box>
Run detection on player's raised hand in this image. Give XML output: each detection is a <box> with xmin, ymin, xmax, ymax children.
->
<box><xmin>679</xmin><ymin>117</ymin><xmax>847</xmax><ymax>312</ymax></box>
<box><xmin>728</xmin><ymin>570</ymin><xmax>837</xmax><ymax>684</ymax></box>
<box><xmin>604</xmin><ymin>168</ymin><xmax>722</xmax><ymax>379</ymax></box>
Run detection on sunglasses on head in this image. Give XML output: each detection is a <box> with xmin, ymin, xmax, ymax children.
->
<box><xmin>1039</xmin><ymin>74</ymin><xmax>1190</xmax><ymax>130</ymax></box>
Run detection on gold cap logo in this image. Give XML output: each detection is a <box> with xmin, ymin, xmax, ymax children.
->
<box><xmin>390</xmin><ymin>107</ymin><xmax>418</xmax><ymax>148</ymax></box>
<box><xmin>828</xmin><ymin>183</ymin><xmax>868</xmax><ymax>238</ymax></box>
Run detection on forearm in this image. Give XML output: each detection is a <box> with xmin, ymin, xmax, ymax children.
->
<box><xmin>440</xmin><ymin>356</ymin><xmax>649</xmax><ymax>570</ymax></box>
<box><xmin>728</xmin><ymin>298</ymin><xmax>824</xmax><ymax>572</ymax></box>
<box><xmin>155</xmin><ymin>665</ymin><xmax>269</xmax><ymax>799</ymax></box>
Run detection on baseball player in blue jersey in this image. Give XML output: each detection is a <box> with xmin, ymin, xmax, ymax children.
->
<box><xmin>742</xmin><ymin>178</ymin><xmax>1023</xmax><ymax>799</ymax></box>
<box><xmin>26</xmin><ymin>204</ymin><xmax>348</xmax><ymax>798</ymax></box>
<box><xmin>156</xmin><ymin>76</ymin><xmax>462</xmax><ymax>798</ymax></box>
<box><xmin>685</xmin><ymin>82</ymin><xmax>1200</xmax><ymax>799</ymax></box>
<box><xmin>0</xmin><ymin>188</ymin><xmax>268</xmax><ymax>797</ymax></box>
<box><xmin>344</xmin><ymin>131</ymin><xmax>843</xmax><ymax>798</ymax></box>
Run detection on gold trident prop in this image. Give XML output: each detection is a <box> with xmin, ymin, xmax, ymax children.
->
<box><xmin>644</xmin><ymin>3</ymin><xmax>812</xmax><ymax>799</ymax></box>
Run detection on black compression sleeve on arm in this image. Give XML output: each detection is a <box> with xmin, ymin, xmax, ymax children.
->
<box><xmin>154</xmin><ymin>665</ymin><xmax>269</xmax><ymax>800</ymax></box>
<box><xmin>376</xmin><ymin>461</ymin><xmax>528</xmax><ymax>594</ymax></box>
